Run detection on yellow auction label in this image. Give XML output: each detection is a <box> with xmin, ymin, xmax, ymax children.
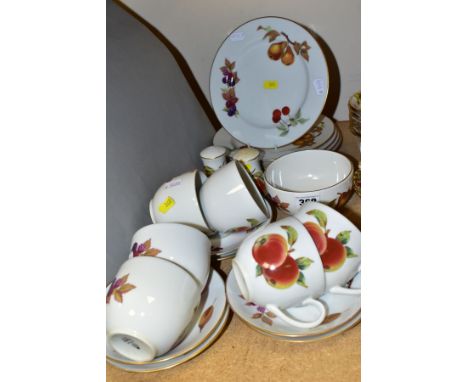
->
<box><xmin>263</xmin><ymin>80</ymin><xmax>278</xmax><ymax>89</ymax></box>
<box><xmin>159</xmin><ymin>197</ymin><xmax>175</xmax><ymax>214</ymax></box>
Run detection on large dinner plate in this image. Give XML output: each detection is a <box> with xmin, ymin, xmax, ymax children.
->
<box><xmin>210</xmin><ymin>17</ymin><xmax>329</xmax><ymax>148</ymax></box>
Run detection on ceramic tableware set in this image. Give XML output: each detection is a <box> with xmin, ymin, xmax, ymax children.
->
<box><xmin>148</xmin><ymin>159</ymin><xmax>272</xmax><ymax>260</ymax></box>
<box><xmin>107</xmin><ymin>16</ymin><xmax>361</xmax><ymax>372</ymax></box>
<box><xmin>106</xmin><ymin>222</ymin><xmax>229</xmax><ymax>371</ymax></box>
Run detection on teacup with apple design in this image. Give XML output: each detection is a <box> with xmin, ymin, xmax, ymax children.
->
<box><xmin>232</xmin><ymin>216</ymin><xmax>328</xmax><ymax>329</ymax></box>
<box><xmin>294</xmin><ymin>202</ymin><xmax>360</xmax><ymax>295</ymax></box>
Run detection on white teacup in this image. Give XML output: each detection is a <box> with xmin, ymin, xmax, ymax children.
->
<box><xmin>106</xmin><ymin>256</ymin><xmax>201</xmax><ymax>362</ymax></box>
<box><xmin>129</xmin><ymin>223</ymin><xmax>211</xmax><ymax>288</ymax></box>
<box><xmin>232</xmin><ymin>217</ymin><xmax>327</xmax><ymax>328</ymax></box>
<box><xmin>149</xmin><ymin>170</ymin><xmax>211</xmax><ymax>234</ymax></box>
<box><xmin>199</xmin><ymin>160</ymin><xmax>270</xmax><ymax>233</ymax></box>
<box><xmin>294</xmin><ymin>202</ymin><xmax>361</xmax><ymax>295</ymax></box>
<box><xmin>200</xmin><ymin>146</ymin><xmax>227</xmax><ymax>177</ymax></box>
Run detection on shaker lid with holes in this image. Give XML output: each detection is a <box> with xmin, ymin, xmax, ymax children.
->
<box><xmin>209</xmin><ymin>16</ymin><xmax>329</xmax><ymax>148</ymax></box>
<box><xmin>200</xmin><ymin>146</ymin><xmax>227</xmax><ymax>160</ymax></box>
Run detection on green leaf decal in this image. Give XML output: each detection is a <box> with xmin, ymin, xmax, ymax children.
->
<box><xmin>280</xmin><ymin>225</ymin><xmax>298</xmax><ymax>246</ymax></box>
<box><xmin>306</xmin><ymin>209</ymin><xmax>327</xmax><ymax>228</ymax></box>
<box><xmin>256</xmin><ymin>264</ymin><xmax>263</xmax><ymax>277</ymax></box>
<box><xmin>345</xmin><ymin>246</ymin><xmax>359</xmax><ymax>258</ymax></box>
<box><xmin>247</xmin><ymin>218</ymin><xmax>260</xmax><ymax>227</ymax></box>
<box><xmin>296</xmin><ymin>272</ymin><xmax>308</xmax><ymax>288</ymax></box>
<box><xmin>336</xmin><ymin>231</ymin><xmax>351</xmax><ymax>244</ymax></box>
<box><xmin>296</xmin><ymin>257</ymin><xmax>313</xmax><ymax>270</ymax></box>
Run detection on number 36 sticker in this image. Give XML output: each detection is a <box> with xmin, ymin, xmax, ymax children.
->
<box><xmin>296</xmin><ymin>195</ymin><xmax>320</xmax><ymax>207</ymax></box>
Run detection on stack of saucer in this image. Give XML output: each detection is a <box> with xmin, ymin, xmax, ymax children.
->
<box><xmin>213</xmin><ymin>116</ymin><xmax>343</xmax><ymax>168</ymax></box>
<box><xmin>106</xmin><ymin>223</ymin><xmax>228</xmax><ymax>371</ymax></box>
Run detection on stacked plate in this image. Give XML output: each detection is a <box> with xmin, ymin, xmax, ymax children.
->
<box><xmin>107</xmin><ymin>270</ymin><xmax>229</xmax><ymax>372</ymax></box>
<box><xmin>213</xmin><ymin>116</ymin><xmax>342</xmax><ymax>168</ymax></box>
<box><xmin>209</xmin><ymin>16</ymin><xmax>341</xmax><ymax>168</ymax></box>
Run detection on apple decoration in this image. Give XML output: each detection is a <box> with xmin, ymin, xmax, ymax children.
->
<box><xmin>252</xmin><ymin>233</ymin><xmax>288</xmax><ymax>270</ymax></box>
<box><xmin>304</xmin><ymin>209</ymin><xmax>359</xmax><ymax>272</ymax></box>
<box><xmin>252</xmin><ymin>225</ymin><xmax>313</xmax><ymax>289</ymax></box>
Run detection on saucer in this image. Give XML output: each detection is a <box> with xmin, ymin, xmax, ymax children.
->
<box><xmin>210</xmin><ymin>17</ymin><xmax>328</xmax><ymax>148</ymax></box>
<box><xmin>107</xmin><ymin>269</ymin><xmax>227</xmax><ymax>366</ymax></box>
<box><xmin>107</xmin><ymin>307</ymin><xmax>230</xmax><ymax>373</ymax></box>
<box><xmin>210</xmin><ymin>202</ymin><xmax>274</xmax><ymax>260</ymax></box>
<box><xmin>226</xmin><ymin>269</ymin><xmax>360</xmax><ymax>340</ymax></box>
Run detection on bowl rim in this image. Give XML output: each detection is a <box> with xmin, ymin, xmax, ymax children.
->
<box><xmin>264</xmin><ymin>150</ymin><xmax>354</xmax><ymax>194</ymax></box>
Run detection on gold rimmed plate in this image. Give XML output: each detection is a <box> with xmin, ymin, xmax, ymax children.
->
<box><xmin>226</xmin><ymin>269</ymin><xmax>360</xmax><ymax>339</ymax></box>
<box><xmin>209</xmin><ymin>16</ymin><xmax>329</xmax><ymax>148</ymax></box>
<box><xmin>106</xmin><ymin>269</ymin><xmax>227</xmax><ymax>365</ymax></box>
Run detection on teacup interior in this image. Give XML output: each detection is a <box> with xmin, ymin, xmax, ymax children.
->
<box><xmin>266</xmin><ymin>151</ymin><xmax>352</xmax><ymax>192</ymax></box>
<box><xmin>235</xmin><ymin>160</ymin><xmax>269</xmax><ymax>217</ymax></box>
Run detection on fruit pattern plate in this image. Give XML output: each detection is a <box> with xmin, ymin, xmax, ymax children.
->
<box><xmin>226</xmin><ymin>269</ymin><xmax>360</xmax><ymax>340</ymax></box>
<box><xmin>209</xmin><ymin>17</ymin><xmax>329</xmax><ymax>148</ymax></box>
<box><xmin>107</xmin><ymin>306</ymin><xmax>230</xmax><ymax>373</ymax></box>
<box><xmin>107</xmin><ymin>269</ymin><xmax>227</xmax><ymax>366</ymax></box>
<box><xmin>210</xmin><ymin>202</ymin><xmax>274</xmax><ymax>260</ymax></box>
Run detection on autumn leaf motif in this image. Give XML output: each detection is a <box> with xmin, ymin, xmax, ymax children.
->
<box><xmin>328</xmin><ymin>189</ymin><xmax>353</xmax><ymax>209</ymax></box>
<box><xmin>198</xmin><ymin>305</ymin><xmax>214</xmax><ymax>331</ymax></box>
<box><xmin>271</xmin><ymin>195</ymin><xmax>290</xmax><ymax>210</ymax></box>
<box><xmin>246</xmin><ymin>303</ymin><xmax>277</xmax><ymax>326</ymax></box>
<box><xmin>106</xmin><ymin>274</ymin><xmax>136</xmax><ymax>304</ymax></box>
<box><xmin>131</xmin><ymin>239</ymin><xmax>161</xmax><ymax>257</ymax></box>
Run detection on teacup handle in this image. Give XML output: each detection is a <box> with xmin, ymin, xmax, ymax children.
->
<box><xmin>329</xmin><ymin>285</ymin><xmax>361</xmax><ymax>295</ymax></box>
<box><xmin>329</xmin><ymin>268</ymin><xmax>361</xmax><ymax>296</ymax></box>
<box><xmin>266</xmin><ymin>298</ymin><xmax>327</xmax><ymax>329</ymax></box>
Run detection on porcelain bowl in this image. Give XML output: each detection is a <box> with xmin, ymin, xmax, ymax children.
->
<box><xmin>264</xmin><ymin>150</ymin><xmax>354</xmax><ymax>214</ymax></box>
